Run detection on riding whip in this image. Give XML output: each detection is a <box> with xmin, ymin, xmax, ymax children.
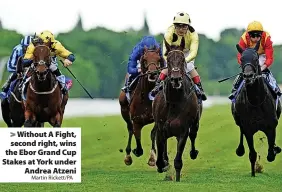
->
<box><xmin>59</xmin><ymin>60</ymin><xmax>93</xmax><ymax>99</ymax></box>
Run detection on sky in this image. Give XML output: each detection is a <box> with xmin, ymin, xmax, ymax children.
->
<box><xmin>1</xmin><ymin>0</ymin><xmax>282</xmax><ymax>44</ymax></box>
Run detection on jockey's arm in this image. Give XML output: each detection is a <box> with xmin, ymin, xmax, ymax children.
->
<box><xmin>264</xmin><ymin>36</ymin><xmax>274</xmax><ymax>67</ymax></box>
<box><xmin>237</xmin><ymin>37</ymin><xmax>247</xmax><ymax>65</ymax></box>
<box><xmin>7</xmin><ymin>47</ymin><xmax>19</xmax><ymax>72</ymax></box>
<box><xmin>185</xmin><ymin>32</ymin><xmax>199</xmax><ymax>63</ymax></box>
<box><xmin>22</xmin><ymin>43</ymin><xmax>35</xmax><ymax>67</ymax></box>
<box><xmin>53</xmin><ymin>41</ymin><xmax>75</xmax><ymax>62</ymax></box>
<box><xmin>162</xmin><ymin>29</ymin><xmax>173</xmax><ymax>62</ymax></box>
<box><xmin>127</xmin><ymin>46</ymin><xmax>140</xmax><ymax>75</ymax></box>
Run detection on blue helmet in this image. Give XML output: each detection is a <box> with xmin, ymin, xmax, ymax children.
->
<box><xmin>20</xmin><ymin>35</ymin><xmax>33</xmax><ymax>47</ymax></box>
<box><xmin>140</xmin><ymin>36</ymin><xmax>159</xmax><ymax>50</ymax></box>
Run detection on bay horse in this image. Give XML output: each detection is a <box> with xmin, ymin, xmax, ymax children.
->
<box><xmin>23</xmin><ymin>45</ymin><xmax>68</xmax><ymax>127</ymax></box>
<box><xmin>152</xmin><ymin>37</ymin><xmax>202</xmax><ymax>182</ymax></box>
<box><xmin>119</xmin><ymin>45</ymin><xmax>165</xmax><ymax>166</ymax></box>
<box><xmin>232</xmin><ymin>41</ymin><xmax>281</xmax><ymax>176</ymax></box>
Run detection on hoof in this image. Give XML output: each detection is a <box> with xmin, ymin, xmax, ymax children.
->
<box><xmin>267</xmin><ymin>152</ymin><xmax>275</xmax><ymax>162</ymax></box>
<box><xmin>124</xmin><ymin>155</ymin><xmax>133</xmax><ymax>166</ymax></box>
<box><xmin>190</xmin><ymin>150</ymin><xmax>199</xmax><ymax>160</ymax></box>
<box><xmin>147</xmin><ymin>157</ymin><xmax>156</xmax><ymax>167</ymax></box>
<box><xmin>157</xmin><ymin>166</ymin><xmax>169</xmax><ymax>173</ymax></box>
<box><xmin>274</xmin><ymin>146</ymin><xmax>281</xmax><ymax>154</ymax></box>
<box><xmin>157</xmin><ymin>168</ymin><xmax>164</xmax><ymax>173</ymax></box>
<box><xmin>156</xmin><ymin>161</ymin><xmax>169</xmax><ymax>173</ymax></box>
<box><xmin>132</xmin><ymin>148</ymin><xmax>143</xmax><ymax>157</ymax></box>
<box><xmin>24</xmin><ymin>120</ymin><xmax>33</xmax><ymax>127</ymax></box>
<box><xmin>53</xmin><ymin>123</ymin><xmax>61</xmax><ymax>127</ymax></box>
<box><xmin>236</xmin><ymin>146</ymin><xmax>245</xmax><ymax>157</ymax></box>
<box><xmin>147</xmin><ymin>150</ymin><xmax>156</xmax><ymax>167</ymax></box>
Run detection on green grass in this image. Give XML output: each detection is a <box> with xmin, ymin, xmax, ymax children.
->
<box><xmin>0</xmin><ymin>105</ymin><xmax>282</xmax><ymax>192</ymax></box>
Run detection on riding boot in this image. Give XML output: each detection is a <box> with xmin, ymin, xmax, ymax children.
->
<box><xmin>121</xmin><ymin>75</ymin><xmax>134</xmax><ymax>93</ymax></box>
<box><xmin>53</xmin><ymin>69</ymin><xmax>67</xmax><ymax>95</ymax></box>
<box><xmin>228</xmin><ymin>74</ymin><xmax>243</xmax><ymax>100</ymax></box>
<box><xmin>195</xmin><ymin>82</ymin><xmax>207</xmax><ymax>101</ymax></box>
<box><xmin>0</xmin><ymin>73</ymin><xmax>17</xmax><ymax>98</ymax></box>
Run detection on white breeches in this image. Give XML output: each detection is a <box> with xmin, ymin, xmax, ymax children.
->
<box><xmin>184</xmin><ymin>51</ymin><xmax>195</xmax><ymax>73</ymax></box>
<box><xmin>49</xmin><ymin>56</ymin><xmax>58</xmax><ymax>72</ymax></box>
<box><xmin>258</xmin><ymin>54</ymin><xmax>266</xmax><ymax>66</ymax></box>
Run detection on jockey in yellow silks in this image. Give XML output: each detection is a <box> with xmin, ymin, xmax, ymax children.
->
<box><xmin>23</xmin><ymin>30</ymin><xmax>75</xmax><ymax>94</ymax></box>
<box><xmin>150</xmin><ymin>12</ymin><xmax>207</xmax><ymax>100</ymax></box>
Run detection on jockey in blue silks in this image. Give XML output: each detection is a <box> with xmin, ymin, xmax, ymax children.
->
<box><xmin>0</xmin><ymin>35</ymin><xmax>33</xmax><ymax>98</ymax></box>
<box><xmin>121</xmin><ymin>36</ymin><xmax>164</xmax><ymax>93</ymax></box>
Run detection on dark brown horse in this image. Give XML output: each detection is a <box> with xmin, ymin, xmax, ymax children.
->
<box><xmin>152</xmin><ymin>37</ymin><xmax>202</xmax><ymax>182</ymax></box>
<box><xmin>232</xmin><ymin>41</ymin><xmax>281</xmax><ymax>176</ymax></box>
<box><xmin>23</xmin><ymin>45</ymin><xmax>68</xmax><ymax>127</ymax></box>
<box><xmin>1</xmin><ymin>57</ymin><xmax>25</xmax><ymax>127</ymax></box>
<box><xmin>119</xmin><ymin>46</ymin><xmax>164</xmax><ymax>166</ymax></box>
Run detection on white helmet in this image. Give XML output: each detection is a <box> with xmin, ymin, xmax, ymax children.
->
<box><xmin>173</xmin><ymin>12</ymin><xmax>191</xmax><ymax>25</ymax></box>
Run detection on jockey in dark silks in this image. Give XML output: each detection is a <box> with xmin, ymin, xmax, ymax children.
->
<box><xmin>0</xmin><ymin>35</ymin><xmax>33</xmax><ymax>99</ymax></box>
<box><xmin>121</xmin><ymin>36</ymin><xmax>164</xmax><ymax>93</ymax></box>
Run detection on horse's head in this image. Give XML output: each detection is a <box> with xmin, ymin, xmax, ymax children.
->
<box><xmin>236</xmin><ymin>40</ymin><xmax>261</xmax><ymax>84</ymax></box>
<box><xmin>164</xmin><ymin>37</ymin><xmax>186</xmax><ymax>89</ymax></box>
<box><xmin>140</xmin><ymin>46</ymin><xmax>162</xmax><ymax>82</ymax></box>
<box><xmin>33</xmin><ymin>45</ymin><xmax>51</xmax><ymax>81</ymax></box>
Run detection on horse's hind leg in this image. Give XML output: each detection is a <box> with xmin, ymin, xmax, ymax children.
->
<box><xmin>265</xmin><ymin>127</ymin><xmax>280</xmax><ymax>162</ymax></box>
<box><xmin>1</xmin><ymin>99</ymin><xmax>13</xmax><ymax>127</ymax></box>
<box><xmin>175</xmin><ymin>131</ymin><xmax>189</xmax><ymax>182</ymax></box>
<box><xmin>245</xmin><ymin>133</ymin><xmax>257</xmax><ymax>177</ymax></box>
<box><xmin>119</xmin><ymin>94</ymin><xmax>134</xmax><ymax>166</ymax></box>
<box><xmin>236</xmin><ymin>127</ymin><xmax>245</xmax><ymax>156</ymax></box>
<box><xmin>148</xmin><ymin>124</ymin><xmax>157</xmax><ymax>167</ymax></box>
<box><xmin>189</xmin><ymin>121</ymin><xmax>199</xmax><ymax>160</ymax></box>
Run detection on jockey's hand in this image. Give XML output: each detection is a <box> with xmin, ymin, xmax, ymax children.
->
<box><xmin>64</xmin><ymin>59</ymin><xmax>72</xmax><ymax>67</ymax></box>
<box><xmin>261</xmin><ymin>64</ymin><xmax>267</xmax><ymax>71</ymax></box>
<box><xmin>138</xmin><ymin>68</ymin><xmax>142</xmax><ymax>73</ymax></box>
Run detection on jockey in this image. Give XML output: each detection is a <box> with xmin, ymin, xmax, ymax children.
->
<box><xmin>0</xmin><ymin>35</ymin><xmax>33</xmax><ymax>98</ymax></box>
<box><xmin>150</xmin><ymin>12</ymin><xmax>207</xmax><ymax>101</ymax></box>
<box><xmin>22</xmin><ymin>30</ymin><xmax>75</xmax><ymax>94</ymax></box>
<box><xmin>228</xmin><ymin>21</ymin><xmax>281</xmax><ymax>100</ymax></box>
<box><xmin>121</xmin><ymin>35</ymin><xmax>163</xmax><ymax>93</ymax></box>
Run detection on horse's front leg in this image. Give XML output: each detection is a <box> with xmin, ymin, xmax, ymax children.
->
<box><xmin>245</xmin><ymin>133</ymin><xmax>257</xmax><ymax>177</ymax></box>
<box><xmin>1</xmin><ymin>99</ymin><xmax>13</xmax><ymax>127</ymax></box>
<box><xmin>49</xmin><ymin>111</ymin><xmax>61</xmax><ymax>127</ymax></box>
<box><xmin>175</xmin><ymin>131</ymin><xmax>189</xmax><ymax>182</ymax></box>
<box><xmin>156</xmin><ymin>123</ymin><xmax>167</xmax><ymax>173</ymax></box>
<box><xmin>236</xmin><ymin>126</ymin><xmax>245</xmax><ymax>156</ymax></box>
<box><xmin>24</xmin><ymin>105</ymin><xmax>36</xmax><ymax>127</ymax></box>
<box><xmin>265</xmin><ymin>127</ymin><xmax>281</xmax><ymax>162</ymax></box>
<box><xmin>132</xmin><ymin>122</ymin><xmax>144</xmax><ymax>157</ymax></box>
<box><xmin>148</xmin><ymin>124</ymin><xmax>157</xmax><ymax>167</ymax></box>
<box><xmin>189</xmin><ymin>120</ymin><xmax>199</xmax><ymax>160</ymax></box>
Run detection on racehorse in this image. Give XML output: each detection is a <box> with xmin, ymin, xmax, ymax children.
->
<box><xmin>152</xmin><ymin>37</ymin><xmax>202</xmax><ymax>182</ymax></box>
<box><xmin>1</xmin><ymin>57</ymin><xmax>25</xmax><ymax>127</ymax></box>
<box><xmin>232</xmin><ymin>41</ymin><xmax>281</xmax><ymax>176</ymax></box>
<box><xmin>23</xmin><ymin>45</ymin><xmax>68</xmax><ymax>127</ymax></box>
<box><xmin>119</xmin><ymin>45</ymin><xmax>164</xmax><ymax>166</ymax></box>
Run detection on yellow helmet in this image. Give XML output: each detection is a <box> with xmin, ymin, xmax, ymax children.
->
<box><xmin>39</xmin><ymin>30</ymin><xmax>55</xmax><ymax>43</ymax></box>
<box><xmin>173</xmin><ymin>12</ymin><xmax>191</xmax><ymax>25</ymax></box>
<box><xmin>247</xmin><ymin>21</ymin><xmax>263</xmax><ymax>32</ymax></box>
